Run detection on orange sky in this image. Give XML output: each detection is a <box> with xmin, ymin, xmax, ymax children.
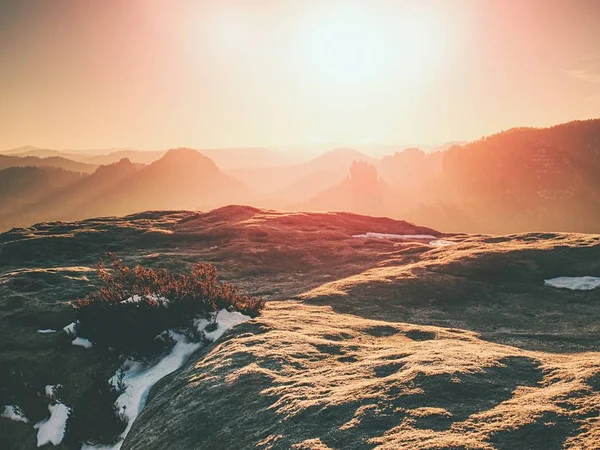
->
<box><xmin>1</xmin><ymin>0</ymin><xmax>599</xmax><ymax>151</ymax></box>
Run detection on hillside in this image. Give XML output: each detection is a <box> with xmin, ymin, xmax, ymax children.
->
<box><xmin>404</xmin><ymin>120</ymin><xmax>600</xmax><ymax>234</ymax></box>
<box><xmin>1</xmin><ymin>206</ymin><xmax>599</xmax><ymax>449</ymax></box>
<box><xmin>4</xmin><ymin>119</ymin><xmax>599</xmax><ymax>235</ymax></box>
<box><xmin>0</xmin><ymin>146</ymin><xmax>83</xmax><ymax>160</ymax></box>
<box><xmin>291</xmin><ymin>120</ymin><xmax>600</xmax><ymax>235</ymax></box>
<box><xmin>0</xmin><ymin>166</ymin><xmax>83</xmax><ymax>216</ymax></box>
<box><xmin>81</xmin><ymin>148</ymin><xmax>253</xmax><ymax>217</ymax></box>
<box><xmin>0</xmin><ymin>154</ymin><xmax>97</xmax><ymax>173</ymax></box>
<box><xmin>0</xmin><ymin>159</ymin><xmax>140</xmax><ymax>230</ymax></box>
<box><xmin>0</xmin><ymin>150</ymin><xmax>253</xmax><ymax>231</ymax></box>
<box><xmin>2</xmin><ymin>146</ymin><xmax>295</xmax><ymax>170</ymax></box>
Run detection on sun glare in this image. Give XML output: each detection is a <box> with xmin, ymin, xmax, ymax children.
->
<box><xmin>299</xmin><ymin>9</ymin><xmax>385</xmax><ymax>86</ymax></box>
<box><xmin>297</xmin><ymin>6</ymin><xmax>443</xmax><ymax>87</ymax></box>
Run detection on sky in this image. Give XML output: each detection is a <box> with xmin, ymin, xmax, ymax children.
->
<box><xmin>1</xmin><ymin>0</ymin><xmax>599</xmax><ymax>152</ymax></box>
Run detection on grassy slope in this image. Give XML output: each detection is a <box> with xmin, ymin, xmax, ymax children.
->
<box><xmin>1</xmin><ymin>206</ymin><xmax>599</xmax><ymax>449</ymax></box>
<box><xmin>301</xmin><ymin>232</ymin><xmax>600</xmax><ymax>352</ymax></box>
<box><xmin>124</xmin><ymin>302</ymin><xmax>600</xmax><ymax>450</ymax></box>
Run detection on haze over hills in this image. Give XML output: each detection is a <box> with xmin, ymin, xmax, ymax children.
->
<box><xmin>0</xmin><ymin>158</ymin><xmax>141</xmax><ymax>229</ymax></box>
<box><xmin>0</xmin><ymin>154</ymin><xmax>97</xmax><ymax>174</ymax></box>
<box><xmin>301</xmin><ymin>119</ymin><xmax>600</xmax><ymax>234</ymax></box>
<box><xmin>0</xmin><ymin>149</ymin><xmax>254</xmax><ymax>230</ymax></box>
<box><xmin>0</xmin><ymin>166</ymin><xmax>84</xmax><ymax>216</ymax></box>
<box><xmin>230</xmin><ymin>147</ymin><xmax>376</xmax><ymax>197</ymax></box>
<box><xmin>0</xmin><ymin>119</ymin><xmax>599</xmax><ymax>235</ymax></box>
<box><xmin>1</xmin><ymin>146</ymin><xmax>299</xmax><ymax>170</ymax></box>
<box><xmin>300</xmin><ymin>160</ymin><xmax>399</xmax><ymax>217</ymax></box>
<box><xmin>86</xmin><ymin>148</ymin><xmax>252</xmax><ymax>217</ymax></box>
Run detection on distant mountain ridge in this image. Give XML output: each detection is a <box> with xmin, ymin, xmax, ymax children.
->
<box><xmin>1</xmin><ymin>145</ymin><xmax>296</xmax><ymax>170</ymax></box>
<box><xmin>285</xmin><ymin>119</ymin><xmax>600</xmax><ymax>234</ymax></box>
<box><xmin>84</xmin><ymin>148</ymin><xmax>252</xmax><ymax>217</ymax></box>
<box><xmin>1</xmin><ymin>119</ymin><xmax>599</xmax><ymax>233</ymax></box>
<box><xmin>230</xmin><ymin>147</ymin><xmax>375</xmax><ymax>197</ymax></box>
<box><xmin>0</xmin><ymin>149</ymin><xmax>253</xmax><ymax>230</ymax></box>
<box><xmin>0</xmin><ymin>154</ymin><xmax>97</xmax><ymax>173</ymax></box>
<box><xmin>0</xmin><ymin>166</ymin><xmax>84</xmax><ymax>217</ymax></box>
<box><xmin>428</xmin><ymin>119</ymin><xmax>600</xmax><ymax>233</ymax></box>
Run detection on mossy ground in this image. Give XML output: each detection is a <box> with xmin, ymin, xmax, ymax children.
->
<box><xmin>1</xmin><ymin>206</ymin><xmax>599</xmax><ymax>449</ymax></box>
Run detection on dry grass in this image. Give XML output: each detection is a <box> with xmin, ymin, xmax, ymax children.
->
<box><xmin>124</xmin><ymin>302</ymin><xmax>600</xmax><ymax>450</ymax></box>
<box><xmin>301</xmin><ymin>232</ymin><xmax>600</xmax><ymax>352</ymax></box>
<box><xmin>2</xmin><ymin>206</ymin><xmax>600</xmax><ymax>449</ymax></box>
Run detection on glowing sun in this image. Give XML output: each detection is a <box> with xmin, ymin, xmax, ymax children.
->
<box><xmin>297</xmin><ymin>6</ymin><xmax>444</xmax><ymax>87</ymax></box>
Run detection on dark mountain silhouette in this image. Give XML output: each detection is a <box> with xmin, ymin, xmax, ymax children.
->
<box><xmin>0</xmin><ymin>166</ymin><xmax>83</xmax><ymax>216</ymax></box>
<box><xmin>0</xmin><ymin>158</ymin><xmax>140</xmax><ymax>229</ymax></box>
<box><xmin>425</xmin><ymin>119</ymin><xmax>600</xmax><ymax>233</ymax></box>
<box><xmin>0</xmin><ymin>154</ymin><xmax>97</xmax><ymax>173</ymax></box>
<box><xmin>291</xmin><ymin>119</ymin><xmax>600</xmax><ymax>234</ymax></box>
<box><xmin>86</xmin><ymin>147</ymin><xmax>293</xmax><ymax>170</ymax></box>
<box><xmin>73</xmin><ymin>148</ymin><xmax>253</xmax><ymax>218</ymax></box>
<box><xmin>0</xmin><ymin>145</ymin><xmax>81</xmax><ymax>159</ymax></box>
<box><xmin>3</xmin><ymin>145</ymin><xmax>296</xmax><ymax>171</ymax></box>
<box><xmin>0</xmin><ymin>150</ymin><xmax>253</xmax><ymax>230</ymax></box>
<box><xmin>2</xmin><ymin>119</ymin><xmax>599</xmax><ymax>233</ymax></box>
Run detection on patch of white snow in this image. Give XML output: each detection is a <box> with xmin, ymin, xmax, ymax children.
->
<box><xmin>204</xmin><ymin>309</ymin><xmax>252</xmax><ymax>341</ymax></box>
<box><xmin>429</xmin><ymin>239</ymin><xmax>456</xmax><ymax>247</ymax></box>
<box><xmin>63</xmin><ymin>321</ymin><xmax>92</xmax><ymax>348</ymax></box>
<box><xmin>121</xmin><ymin>294</ymin><xmax>169</xmax><ymax>305</ymax></box>
<box><xmin>352</xmin><ymin>232</ymin><xmax>438</xmax><ymax>240</ymax></box>
<box><xmin>72</xmin><ymin>337</ymin><xmax>93</xmax><ymax>349</ymax></box>
<box><xmin>544</xmin><ymin>276</ymin><xmax>600</xmax><ymax>291</ymax></box>
<box><xmin>82</xmin><ymin>308</ymin><xmax>250</xmax><ymax>450</ymax></box>
<box><xmin>34</xmin><ymin>403</ymin><xmax>70</xmax><ymax>447</ymax></box>
<box><xmin>37</xmin><ymin>329</ymin><xmax>57</xmax><ymax>334</ymax></box>
<box><xmin>2</xmin><ymin>405</ymin><xmax>29</xmax><ymax>423</ymax></box>
<box><xmin>34</xmin><ymin>385</ymin><xmax>70</xmax><ymax>447</ymax></box>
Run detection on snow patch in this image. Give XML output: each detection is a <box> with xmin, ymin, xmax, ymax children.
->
<box><xmin>65</xmin><ymin>275</ymin><xmax>89</xmax><ymax>281</ymax></box>
<box><xmin>2</xmin><ymin>405</ymin><xmax>29</xmax><ymax>423</ymax></box>
<box><xmin>34</xmin><ymin>385</ymin><xmax>70</xmax><ymax>447</ymax></box>
<box><xmin>353</xmin><ymin>232</ymin><xmax>438</xmax><ymax>240</ymax></box>
<box><xmin>72</xmin><ymin>337</ymin><xmax>93</xmax><ymax>349</ymax></box>
<box><xmin>121</xmin><ymin>294</ymin><xmax>169</xmax><ymax>305</ymax></box>
<box><xmin>34</xmin><ymin>404</ymin><xmax>70</xmax><ymax>447</ymax></box>
<box><xmin>63</xmin><ymin>320</ymin><xmax>92</xmax><ymax>348</ymax></box>
<box><xmin>544</xmin><ymin>276</ymin><xmax>600</xmax><ymax>291</ymax></box>
<box><xmin>429</xmin><ymin>239</ymin><xmax>456</xmax><ymax>247</ymax></box>
<box><xmin>82</xmin><ymin>309</ymin><xmax>250</xmax><ymax>450</ymax></box>
<box><xmin>37</xmin><ymin>329</ymin><xmax>57</xmax><ymax>334</ymax></box>
<box><xmin>204</xmin><ymin>310</ymin><xmax>252</xmax><ymax>341</ymax></box>
<box><xmin>353</xmin><ymin>232</ymin><xmax>456</xmax><ymax>247</ymax></box>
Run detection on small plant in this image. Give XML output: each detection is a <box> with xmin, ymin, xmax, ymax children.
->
<box><xmin>205</xmin><ymin>314</ymin><xmax>219</xmax><ymax>333</ymax></box>
<box><xmin>115</xmin><ymin>369</ymin><xmax>127</xmax><ymax>395</ymax></box>
<box><xmin>72</xmin><ymin>253</ymin><xmax>263</xmax><ymax>360</ymax></box>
